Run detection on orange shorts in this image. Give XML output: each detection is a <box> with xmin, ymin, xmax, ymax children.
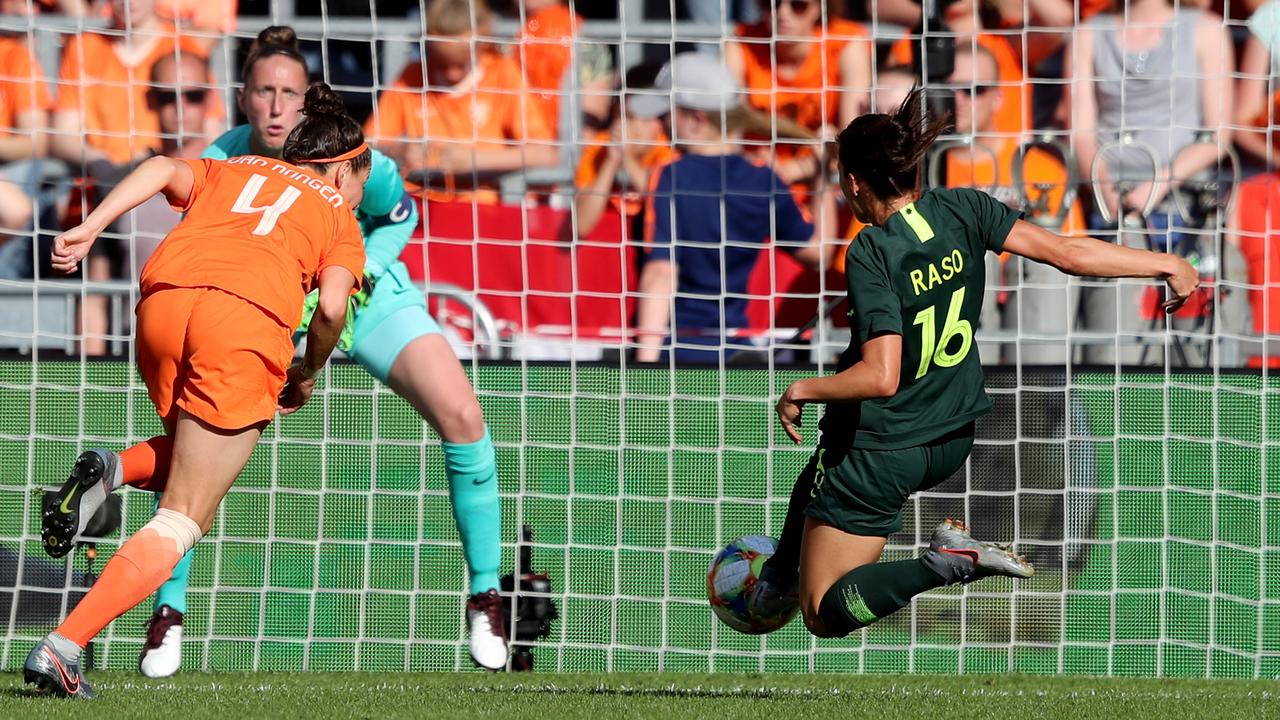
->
<box><xmin>136</xmin><ymin>287</ymin><xmax>293</xmax><ymax>430</ymax></box>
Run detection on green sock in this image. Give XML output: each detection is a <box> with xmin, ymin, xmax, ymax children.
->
<box><xmin>442</xmin><ymin>427</ymin><xmax>502</xmax><ymax>594</ymax></box>
<box><xmin>760</xmin><ymin>456</ymin><xmax>818</xmax><ymax>584</ymax></box>
<box><xmin>817</xmin><ymin>558</ymin><xmax>947</xmax><ymax>637</ymax></box>
<box><xmin>151</xmin><ymin>492</ymin><xmax>192</xmax><ymax>614</ymax></box>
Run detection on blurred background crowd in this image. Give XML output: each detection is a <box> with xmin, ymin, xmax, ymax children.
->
<box><xmin>0</xmin><ymin>0</ymin><xmax>1276</xmax><ymax>366</ymax></box>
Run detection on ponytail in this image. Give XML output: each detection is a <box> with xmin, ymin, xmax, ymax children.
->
<box><xmin>282</xmin><ymin>83</ymin><xmax>371</xmax><ymax>174</ymax></box>
<box><xmin>836</xmin><ymin>85</ymin><xmax>950</xmax><ymax>200</ymax></box>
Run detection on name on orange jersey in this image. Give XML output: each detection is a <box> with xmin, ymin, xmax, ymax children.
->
<box><xmin>226</xmin><ymin>156</ymin><xmax>345</xmax><ymax>209</ymax></box>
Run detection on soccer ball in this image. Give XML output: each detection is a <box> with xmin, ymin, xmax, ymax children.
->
<box><xmin>706</xmin><ymin>535</ymin><xmax>799</xmax><ymax>634</ymax></box>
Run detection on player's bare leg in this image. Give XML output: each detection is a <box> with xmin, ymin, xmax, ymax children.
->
<box><xmin>799</xmin><ymin>518</ymin><xmax>1032</xmax><ymax>639</ymax></box>
<box><xmin>27</xmin><ymin>412</ymin><xmax>261</xmax><ymax>698</ymax></box>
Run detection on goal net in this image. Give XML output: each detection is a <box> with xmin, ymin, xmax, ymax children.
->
<box><xmin>0</xmin><ymin>0</ymin><xmax>1275</xmax><ymax>677</ymax></box>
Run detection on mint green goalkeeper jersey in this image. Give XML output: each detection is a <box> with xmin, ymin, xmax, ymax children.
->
<box><xmin>819</xmin><ymin>187</ymin><xmax>1021</xmax><ymax>451</ymax></box>
<box><xmin>201</xmin><ymin>125</ymin><xmax>416</xmax><ymax>278</ymax></box>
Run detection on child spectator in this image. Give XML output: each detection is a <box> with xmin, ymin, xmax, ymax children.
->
<box><xmin>365</xmin><ymin>0</ymin><xmax>557</xmax><ymax>203</ymax></box>
<box><xmin>633</xmin><ymin>52</ymin><xmax>827</xmax><ymax>364</ymax></box>
<box><xmin>871</xmin><ymin>65</ymin><xmax>915</xmax><ymax>114</ymax></box>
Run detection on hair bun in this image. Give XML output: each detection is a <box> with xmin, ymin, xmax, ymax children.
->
<box><xmin>303</xmin><ymin>83</ymin><xmax>347</xmax><ymax>118</ymax></box>
<box><xmin>254</xmin><ymin>25</ymin><xmax>299</xmax><ymax>52</ymax></box>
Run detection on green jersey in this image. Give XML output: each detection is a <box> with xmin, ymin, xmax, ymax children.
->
<box><xmin>820</xmin><ymin>187</ymin><xmax>1020</xmax><ymax>451</ymax></box>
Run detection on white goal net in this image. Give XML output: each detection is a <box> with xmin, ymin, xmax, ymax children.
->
<box><xmin>0</xmin><ymin>0</ymin><xmax>1276</xmax><ymax>677</ymax></box>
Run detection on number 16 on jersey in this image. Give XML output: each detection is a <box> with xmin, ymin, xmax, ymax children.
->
<box><xmin>912</xmin><ymin>287</ymin><xmax>973</xmax><ymax>379</ymax></box>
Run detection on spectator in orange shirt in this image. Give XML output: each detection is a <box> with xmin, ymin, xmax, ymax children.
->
<box><xmin>50</xmin><ymin>0</ymin><xmax>218</xmax><ymax>175</ymax></box>
<box><xmin>886</xmin><ymin>6</ymin><xmax>1029</xmax><ymax>139</ymax></box>
<box><xmin>725</xmin><ymin>0</ymin><xmax>872</xmax><ymax>185</ymax></box>
<box><xmin>52</xmin><ymin>0</ymin><xmax>237</xmax><ymax>50</ymax></box>
<box><xmin>947</xmin><ymin>44</ymin><xmax>1084</xmax><ymax>365</ymax></box>
<box><xmin>0</xmin><ymin>5</ymin><xmax>49</xmax><ymax>165</ymax></box>
<box><xmin>574</xmin><ymin>62</ymin><xmax>674</xmax><ymax>240</ymax></box>
<box><xmin>365</xmin><ymin>0</ymin><xmax>557</xmax><ymax>202</ymax></box>
<box><xmin>515</xmin><ymin>0</ymin><xmax>614</xmax><ymax>134</ymax></box>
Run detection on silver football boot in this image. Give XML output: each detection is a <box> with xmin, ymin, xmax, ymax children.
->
<box><xmin>921</xmin><ymin>518</ymin><xmax>1034</xmax><ymax>583</ymax></box>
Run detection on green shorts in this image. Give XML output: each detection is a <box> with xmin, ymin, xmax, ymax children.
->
<box><xmin>804</xmin><ymin>423</ymin><xmax>975</xmax><ymax>537</ymax></box>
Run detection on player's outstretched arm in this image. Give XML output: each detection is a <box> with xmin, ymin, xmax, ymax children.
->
<box><xmin>1001</xmin><ymin>218</ymin><xmax>1201</xmax><ymax>312</ymax></box>
<box><xmin>51</xmin><ymin>156</ymin><xmax>195</xmax><ymax>274</ymax></box>
<box><xmin>278</xmin><ymin>266</ymin><xmax>357</xmax><ymax>416</ymax></box>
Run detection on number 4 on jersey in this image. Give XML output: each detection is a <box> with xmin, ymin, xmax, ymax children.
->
<box><xmin>231</xmin><ymin>174</ymin><xmax>302</xmax><ymax>236</ymax></box>
<box><xmin>912</xmin><ymin>287</ymin><xmax>974</xmax><ymax>379</ymax></box>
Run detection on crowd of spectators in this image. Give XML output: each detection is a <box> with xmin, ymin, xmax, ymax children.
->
<box><xmin>0</xmin><ymin>0</ymin><xmax>1278</xmax><ymax>365</ymax></box>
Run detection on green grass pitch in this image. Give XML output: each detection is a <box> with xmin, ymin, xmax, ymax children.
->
<box><xmin>2</xmin><ymin>672</ymin><xmax>1278</xmax><ymax>719</ymax></box>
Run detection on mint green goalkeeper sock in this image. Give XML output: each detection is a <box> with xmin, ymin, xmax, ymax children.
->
<box><xmin>151</xmin><ymin>493</ymin><xmax>193</xmax><ymax>615</ymax></box>
<box><xmin>816</xmin><ymin>558</ymin><xmax>947</xmax><ymax>637</ymax></box>
<box><xmin>442</xmin><ymin>427</ymin><xmax>502</xmax><ymax>594</ymax></box>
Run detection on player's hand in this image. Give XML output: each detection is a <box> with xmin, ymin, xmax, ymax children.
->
<box><xmin>776</xmin><ymin>382</ymin><xmax>807</xmax><ymax>445</ymax></box>
<box><xmin>1162</xmin><ymin>256</ymin><xmax>1201</xmax><ymax>313</ymax></box>
<box><xmin>277</xmin><ymin>366</ymin><xmax>317</xmax><ymax>416</ymax></box>
<box><xmin>50</xmin><ymin>224</ymin><xmax>100</xmax><ymax>274</ymax></box>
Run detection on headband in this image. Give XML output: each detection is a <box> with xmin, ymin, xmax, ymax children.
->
<box><xmin>306</xmin><ymin>142</ymin><xmax>369</xmax><ymax>164</ymax></box>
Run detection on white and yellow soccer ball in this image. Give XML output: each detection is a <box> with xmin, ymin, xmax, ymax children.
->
<box><xmin>706</xmin><ymin>535</ymin><xmax>799</xmax><ymax>634</ymax></box>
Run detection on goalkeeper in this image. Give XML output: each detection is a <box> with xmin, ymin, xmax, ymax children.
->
<box><xmin>48</xmin><ymin>26</ymin><xmax>508</xmax><ymax>674</ymax></box>
<box><xmin>751</xmin><ymin>87</ymin><xmax>1201</xmax><ymax>638</ymax></box>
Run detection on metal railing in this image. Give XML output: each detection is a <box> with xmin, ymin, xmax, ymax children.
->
<box><xmin>0</xmin><ymin>279</ymin><xmax>501</xmax><ymax>360</ymax></box>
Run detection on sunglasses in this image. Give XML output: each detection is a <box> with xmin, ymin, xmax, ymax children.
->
<box><xmin>150</xmin><ymin>88</ymin><xmax>208</xmax><ymax>105</ymax></box>
<box><xmin>765</xmin><ymin>0</ymin><xmax>816</xmax><ymax>14</ymax></box>
<box><xmin>953</xmin><ymin>86</ymin><xmax>995</xmax><ymax>98</ymax></box>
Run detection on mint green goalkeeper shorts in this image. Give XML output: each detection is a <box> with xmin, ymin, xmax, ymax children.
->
<box><xmin>298</xmin><ymin>261</ymin><xmax>440</xmax><ymax>384</ymax></box>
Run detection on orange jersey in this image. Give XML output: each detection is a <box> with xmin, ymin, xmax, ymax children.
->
<box><xmin>0</xmin><ymin>35</ymin><xmax>51</xmax><ymax>134</ymax></box>
<box><xmin>946</xmin><ymin>139</ymin><xmax>1084</xmax><ymax>236</ymax></box>
<box><xmin>575</xmin><ymin>129</ymin><xmax>676</xmax><ymax>220</ymax></box>
<box><xmin>889</xmin><ymin>34</ymin><xmax>1028</xmax><ymax>137</ymax></box>
<box><xmin>516</xmin><ymin>4</ymin><xmax>578</xmax><ymax>128</ymax></box>
<box><xmin>365</xmin><ymin>52</ymin><xmax>554</xmax><ymax>146</ymax></box>
<box><xmin>54</xmin><ymin>26</ymin><xmax>216</xmax><ymax>164</ymax></box>
<box><xmin>365</xmin><ymin>52</ymin><xmax>554</xmax><ymax>202</ymax></box>
<box><xmin>140</xmin><ymin>157</ymin><xmax>366</xmax><ymax>329</ymax></box>
<box><xmin>735</xmin><ymin>18</ymin><xmax>868</xmax><ymax>133</ymax></box>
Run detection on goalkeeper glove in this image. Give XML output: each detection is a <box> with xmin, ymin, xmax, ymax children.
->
<box><xmin>298</xmin><ymin>272</ymin><xmax>377</xmax><ymax>353</ymax></box>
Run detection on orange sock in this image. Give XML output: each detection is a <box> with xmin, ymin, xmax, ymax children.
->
<box><xmin>56</xmin><ymin>510</ymin><xmax>200</xmax><ymax>647</ymax></box>
<box><xmin>120</xmin><ymin>436</ymin><xmax>173</xmax><ymax>492</ymax></box>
